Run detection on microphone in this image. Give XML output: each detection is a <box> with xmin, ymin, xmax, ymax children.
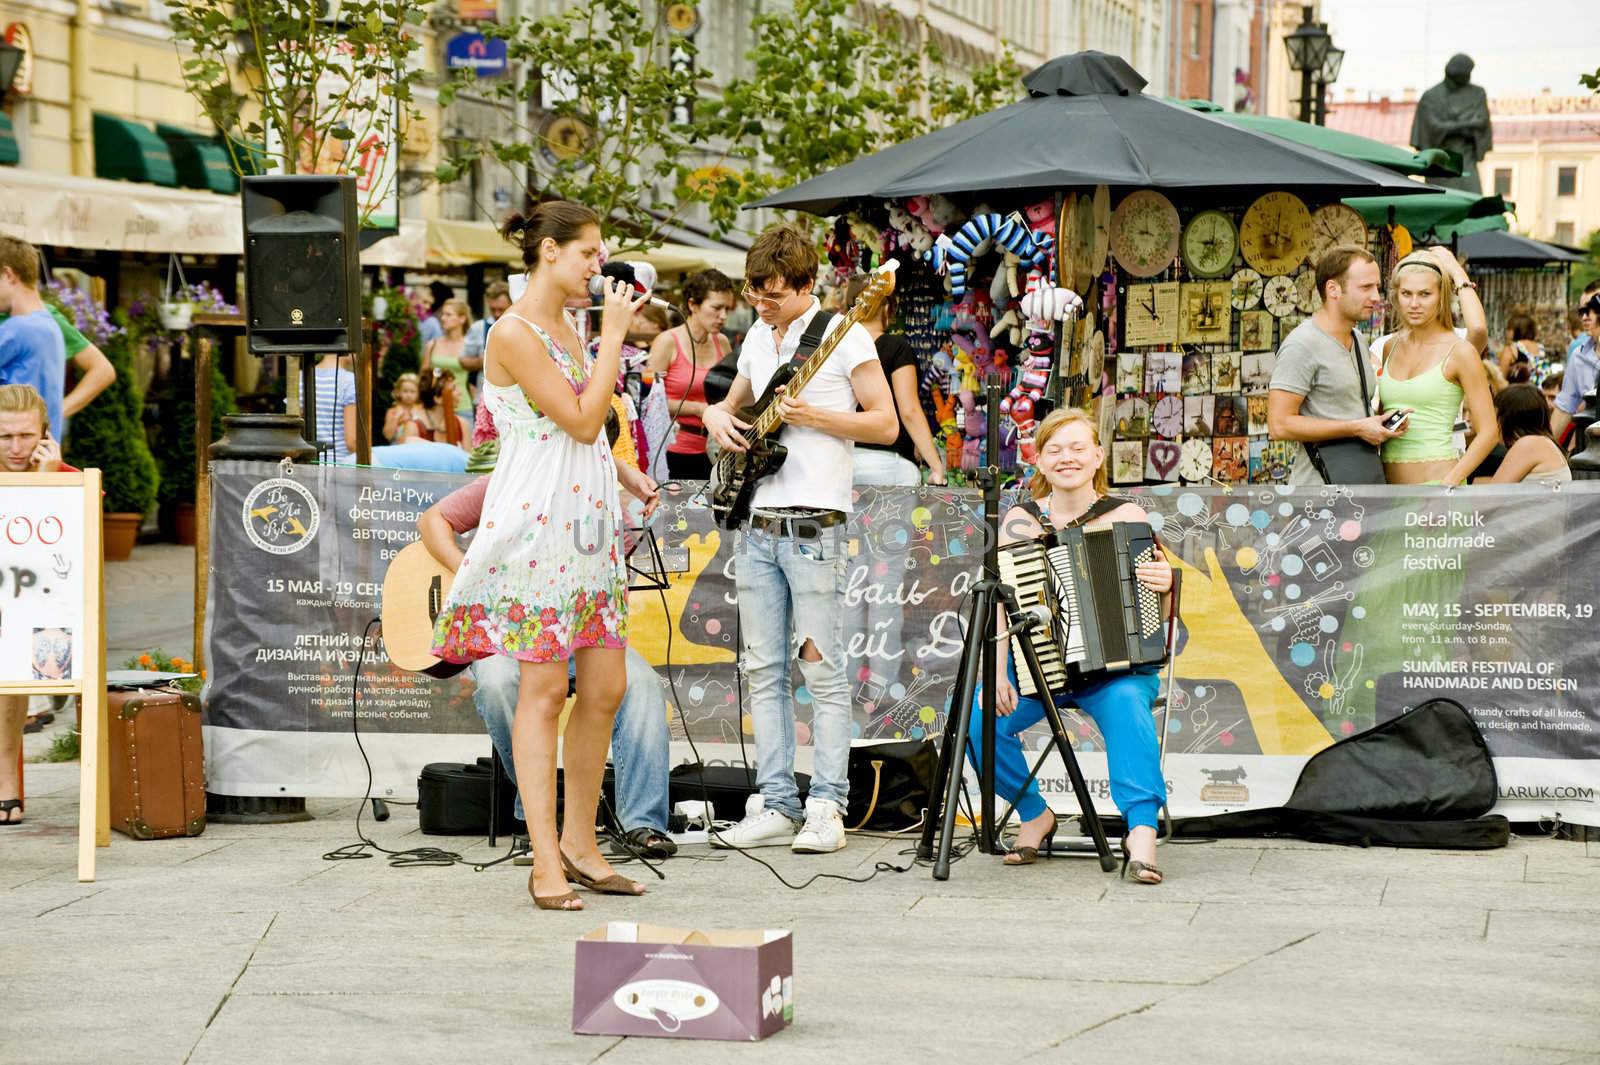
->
<box><xmin>996</xmin><ymin>603</ymin><xmax>1052</xmax><ymax>642</ymax></box>
<box><xmin>590</xmin><ymin>263</ymin><xmax>676</xmax><ymax>313</ymax></box>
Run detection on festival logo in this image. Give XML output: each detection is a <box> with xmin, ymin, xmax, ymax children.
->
<box><xmin>1199</xmin><ymin>765</ymin><xmax>1250</xmax><ymax>804</ymax></box>
<box><xmin>241</xmin><ymin>478</ymin><xmax>320</xmax><ymax>555</ymax></box>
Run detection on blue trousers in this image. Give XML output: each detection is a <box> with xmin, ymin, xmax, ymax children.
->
<box><xmin>966</xmin><ymin>662</ymin><xmax>1165</xmax><ymax>831</ymax></box>
<box><xmin>468</xmin><ymin>648</ymin><xmax>671</xmax><ymax>833</ymax></box>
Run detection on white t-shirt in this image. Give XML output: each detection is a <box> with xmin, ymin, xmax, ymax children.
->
<box><xmin>736</xmin><ymin>298</ymin><xmax>879</xmax><ymax>513</ymax></box>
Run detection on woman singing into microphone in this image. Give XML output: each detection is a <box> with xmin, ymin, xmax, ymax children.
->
<box><xmin>431</xmin><ymin>201</ymin><xmax>650</xmax><ymax>912</ymax></box>
<box><xmin>967</xmin><ymin>409</ymin><xmax>1173</xmax><ymax>883</ymax></box>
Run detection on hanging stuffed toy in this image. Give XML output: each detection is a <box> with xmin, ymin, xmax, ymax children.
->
<box><xmin>1023</xmin><ymin>197</ymin><xmax>1056</xmax><ymax>242</ymax></box>
<box><xmin>1001</xmin><ymin>329</ymin><xmax>1056</xmax><ymax>463</ymax></box>
<box><xmin>825</xmin><ymin>217</ymin><xmax>860</xmax><ymax>286</ymax></box>
<box><xmin>944</xmin><ymin>211</ymin><xmax>1054</xmax><ymax>298</ymax></box>
<box><xmin>928</xmin><ymin>194</ymin><xmax>964</xmax><ymax>234</ymax></box>
<box><xmin>1020</xmin><ymin>285</ymin><xmax>1083</xmax><ymax>324</ymax></box>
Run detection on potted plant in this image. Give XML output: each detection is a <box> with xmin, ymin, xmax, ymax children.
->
<box><xmin>130</xmin><ymin>284</ymin><xmax>239</xmax><ymax>544</ymax></box>
<box><xmin>63</xmin><ymin>326</ymin><xmax>160</xmax><ymax>560</ymax></box>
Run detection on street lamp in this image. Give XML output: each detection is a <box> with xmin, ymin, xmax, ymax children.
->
<box><xmin>1315</xmin><ymin>45</ymin><xmax>1345</xmax><ymax>125</ymax></box>
<box><xmin>1283</xmin><ymin>5</ymin><xmax>1331</xmax><ymax>124</ymax></box>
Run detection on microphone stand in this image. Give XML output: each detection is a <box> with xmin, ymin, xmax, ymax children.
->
<box><xmin>916</xmin><ymin>373</ymin><xmax>1118</xmax><ymax>880</ymax></box>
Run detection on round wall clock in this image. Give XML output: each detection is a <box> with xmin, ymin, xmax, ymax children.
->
<box><xmin>1058</xmin><ymin>192</ymin><xmax>1080</xmax><ymax>290</ymax></box>
<box><xmin>1084</xmin><ymin>184</ymin><xmax>1111</xmax><ymax>292</ymax></box>
<box><xmin>1178</xmin><ymin>437</ymin><xmax>1213</xmax><ymax>482</ymax></box>
<box><xmin>1110</xmin><ymin>189</ymin><xmax>1180</xmax><ymax>278</ymax></box>
<box><xmin>1230</xmin><ymin>267</ymin><xmax>1263</xmax><ymax>310</ymax></box>
<box><xmin>1294</xmin><ymin>268</ymin><xmax>1319</xmax><ymax>313</ymax></box>
<box><xmin>1181</xmin><ymin>209</ymin><xmax>1238</xmax><ymax>278</ymax></box>
<box><xmin>1309</xmin><ymin>202</ymin><xmax>1368</xmax><ymax>265</ymax></box>
<box><xmin>1239</xmin><ymin>191</ymin><xmax>1313</xmax><ymax>276</ymax></box>
<box><xmin>1263</xmin><ymin>274</ymin><xmax>1299</xmax><ymax>317</ymax></box>
<box><xmin>1152</xmin><ymin>394</ymin><xmax>1185</xmax><ymax>438</ymax></box>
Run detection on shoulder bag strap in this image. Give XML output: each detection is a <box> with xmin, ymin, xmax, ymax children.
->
<box><xmin>1354</xmin><ymin>330</ymin><xmax>1372</xmax><ymax>415</ymax></box>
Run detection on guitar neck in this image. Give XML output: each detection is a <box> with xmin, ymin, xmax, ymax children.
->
<box><xmin>751</xmin><ymin>304</ymin><xmax>870</xmax><ymax>437</ymax></box>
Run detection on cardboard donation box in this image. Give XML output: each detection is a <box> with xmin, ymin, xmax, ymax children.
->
<box><xmin>573</xmin><ymin>923</ymin><xmax>794</xmax><ymax>1041</ymax></box>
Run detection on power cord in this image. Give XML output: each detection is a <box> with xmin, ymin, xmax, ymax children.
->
<box><xmin>323</xmin><ymin>618</ymin><xmax>522</xmax><ymax>870</ymax></box>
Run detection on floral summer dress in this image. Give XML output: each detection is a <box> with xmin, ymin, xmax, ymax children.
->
<box><xmin>431</xmin><ymin>312</ymin><xmax>628</xmax><ymax>663</ymax></box>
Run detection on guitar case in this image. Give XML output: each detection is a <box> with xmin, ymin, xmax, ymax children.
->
<box><xmin>1175</xmin><ymin>698</ymin><xmax>1510</xmax><ymax>849</ymax></box>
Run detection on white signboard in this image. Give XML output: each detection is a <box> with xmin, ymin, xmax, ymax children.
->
<box><xmin>0</xmin><ymin>485</ymin><xmax>86</xmax><ymax>684</ymax></box>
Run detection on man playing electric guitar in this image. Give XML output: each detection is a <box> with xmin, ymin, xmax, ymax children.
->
<box><xmin>700</xmin><ymin>223</ymin><xmax>897</xmax><ymax>853</ymax></box>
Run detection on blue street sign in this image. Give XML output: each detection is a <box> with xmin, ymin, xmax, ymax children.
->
<box><xmin>445</xmin><ymin>33</ymin><xmax>508</xmax><ymax>77</ymax></box>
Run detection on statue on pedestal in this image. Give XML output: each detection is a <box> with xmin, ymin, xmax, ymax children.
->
<box><xmin>1410</xmin><ymin>54</ymin><xmax>1493</xmax><ymax>193</ymax></box>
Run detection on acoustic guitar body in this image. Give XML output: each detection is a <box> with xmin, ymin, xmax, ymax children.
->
<box><xmin>381</xmin><ymin>541</ymin><xmax>470</xmax><ymax>679</ymax></box>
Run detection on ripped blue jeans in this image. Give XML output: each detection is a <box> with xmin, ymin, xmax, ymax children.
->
<box><xmin>734</xmin><ymin>523</ymin><xmax>851</xmax><ymax>821</ymax></box>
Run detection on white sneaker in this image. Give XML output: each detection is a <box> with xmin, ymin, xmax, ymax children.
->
<box><xmin>710</xmin><ymin>806</ymin><xmax>801</xmax><ymax>849</ymax></box>
<box><xmin>791</xmin><ymin>799</ymin><xmax>846</xmax><ymax>854</ymax></box>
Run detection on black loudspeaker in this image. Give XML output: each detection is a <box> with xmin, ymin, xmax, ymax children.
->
<box><xmin>242</xmin><ymin>175</ymin><xmax>361</xmax><ymax>355</ymax></box>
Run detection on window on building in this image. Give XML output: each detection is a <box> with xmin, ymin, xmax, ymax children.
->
<box><xmin>1557</xmin><ymin>166</ymin><xmax>1578</xmax><ymax>197</ymax></box>
<box><xmin>1554</xmin><ymin>222</ymin><xmax>1576</xmax><ymax>246</ymax></box>
<box><xmin>1492</xmin><ymin>168</ymin><xmax>1512</xmax><ymax>197</ymax></box>
<box><xmin>1190</xmin><ymin>3</ymin><xmax>1203</xmax><ymax>59</ymax></box>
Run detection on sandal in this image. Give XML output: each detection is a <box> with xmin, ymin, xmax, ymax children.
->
<box><xmin>529</xmin><ymin>868</ymin><xmax>583</xmax><ymax>911</ymax></box>
<box><xmin>562</xmin><ymin>851</ymin><xmax>646</xmax><ymax>896</ymax></box>
<box><xmin>1003</xmin><ymin>811</ymin><xmax>1057</xmax><ymax>866</ymax></box>
<box><xmin>0</xmin><ymin>799</ymin><xmax>23</xmax><ymax>826</ymax></box>
<box><xmin>1120</xmin><ymin>836</ymin><xmax>1163</xmax><ymax>885</ymax></box>
<box><xmin>613</xmin><ymin>827</ymin><xmax>677</xmax><ymax>859</ymax></box>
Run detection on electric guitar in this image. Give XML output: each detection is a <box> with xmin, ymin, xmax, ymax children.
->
<box><xmin>708</xmin><ymin>261</ymin><xmax>898</xmax><ymax>530</ymax></box>
<box><xmin>380</xmin><ymin>540</ymin><xmax>469</xmax><ymax>679</ymax></box>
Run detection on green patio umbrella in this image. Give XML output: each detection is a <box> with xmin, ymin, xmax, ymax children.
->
<box><xmin>1180</xmin><ymin>100</ymin><xmax>1460</xmax><ymax>178</ymax></box>
<box><xmin>1344</xmin><ymin>187</ymin><xmax>1510</xmax><ymax>239</ymax></box>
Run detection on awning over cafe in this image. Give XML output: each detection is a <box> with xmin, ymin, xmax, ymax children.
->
<box><xmin>0</xmin><ymin>166</ymin><xmax>242</xmax><ymax>254</ymax></box>
<box><xmin>93</xmin><ymin>113</ymin><xmax>178</xmax><ymax>188</ymax></box>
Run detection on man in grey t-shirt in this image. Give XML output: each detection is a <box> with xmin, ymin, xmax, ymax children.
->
<box><xmin>1267</xmin><ymin>245</ymin><xmax>1404</xmax><ymax>484</ymax></box>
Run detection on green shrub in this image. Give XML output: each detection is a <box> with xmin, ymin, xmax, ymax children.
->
<box><xmin>63</xmin><ymin>329</ymin><xmax>160</xmax><ymax>515</ymax></box>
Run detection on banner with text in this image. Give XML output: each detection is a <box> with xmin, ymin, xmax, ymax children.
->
<box><xmin>205</xmin><ymin>462</ymin><xmax>1600</xmax><ymax>825</ymax></box>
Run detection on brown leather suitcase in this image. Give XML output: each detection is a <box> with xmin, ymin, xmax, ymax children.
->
<box><xmin>108</xmin><ymin>689</ymin><xmax>206</xmax><ymax>840</ymax></box>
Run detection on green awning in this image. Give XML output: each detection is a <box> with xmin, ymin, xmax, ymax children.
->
<box><xmin>1344</xmin><ymin>188</ymin><xmax>1511</xmax><ymax>238</ymax></box>
<box><xmin>155</xmin><ymin>123</ymin><xmax>239</xmax><ymax>194</ymax></box>
<box><xmin>0</xmin><ymin>112</ymin><xmax>18</xmax><ymax>167</ymax></box>
<box><xmin>1179</xmin><ymin>101</ymin><xmax>1461</xmax><ymax>179</ymax></box>
<box><xmin>93</xmin><ymin>113</ymin><xmax>178</xmax><ymax>187</ymax></box>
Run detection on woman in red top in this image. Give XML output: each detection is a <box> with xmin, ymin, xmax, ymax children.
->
<box><xmin>647</xmin><ymin>269</ymin><xmax>736</xmax><ymax>480</ymax></box>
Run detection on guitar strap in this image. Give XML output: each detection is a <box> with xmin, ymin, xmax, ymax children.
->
<box><xmin>790</xmin><ymin>310</ymin><xmax>837</xmax><ymax>366</ymax></box>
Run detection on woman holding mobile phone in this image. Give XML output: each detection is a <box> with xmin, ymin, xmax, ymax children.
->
<box><xmin>1375</xmin><ymin>248</ymin><xmax>1496</xmax><ymax>486</ymax></box>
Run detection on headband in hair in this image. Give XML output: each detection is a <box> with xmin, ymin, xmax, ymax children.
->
<box><xmin>1394</xmin><ymin>252</ymin><xmax>1445</xmax><ymax>277</ymax></box>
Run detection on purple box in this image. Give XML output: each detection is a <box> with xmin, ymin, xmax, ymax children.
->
<box><xmin>573</xmin><ymin>923</ymin><xmax>794</xmax><ymax>1041</ymax></box>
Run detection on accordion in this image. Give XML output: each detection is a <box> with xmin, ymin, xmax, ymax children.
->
<box><xmin>995</xmin><ymin>521</ymin><xmax>1168</xmax><ymax>697</ymax></box>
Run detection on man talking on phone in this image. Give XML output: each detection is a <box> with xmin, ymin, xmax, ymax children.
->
<box><xmin>1268</xmin><ymin>245</ymin><xmax>1406</xmax><ymax>484</ymax></box>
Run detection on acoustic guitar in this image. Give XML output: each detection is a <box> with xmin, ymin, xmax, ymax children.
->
<box><xmin>380</xmin><ymin>540</ymin><xmax>469</xmax><ymax>679</ymax></box>
<box><xmin>708</xmin><ymin>261</ymin><xmax>898</xmax><ymax>530</ymax></box>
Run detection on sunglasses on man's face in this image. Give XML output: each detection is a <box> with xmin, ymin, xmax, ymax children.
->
<box><xmin>742</xmin><ymin>285</ymin><xmax>794</xmax><ymax>309</ymax></box>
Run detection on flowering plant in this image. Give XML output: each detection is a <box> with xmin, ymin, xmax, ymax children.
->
<box><xmin>44</xmin><ymin>282</ymin><xmax>124</xmax><ymax>347</ymax></box>
<box><xmin>124</xmin><ymin>650</ymin><xmax>205</xmax><ymax>692</ymax></box>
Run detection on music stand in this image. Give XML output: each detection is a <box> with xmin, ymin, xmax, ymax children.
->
<box><xmin>916</xmin><ymin>375</ymin><xmax>1118</xmax><ymax>880</ymax></box>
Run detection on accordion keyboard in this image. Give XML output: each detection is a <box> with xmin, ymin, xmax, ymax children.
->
<box><xmin>996</xmin><ymin>542</ymin><xmax>1069</xmax><ymax>699</ymax></box>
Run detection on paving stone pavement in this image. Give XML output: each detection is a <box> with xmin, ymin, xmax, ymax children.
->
<box><xmin>6</xmin><ymin>545</ymin><xmax>1599</xmax><ymax>1064</ymax></box>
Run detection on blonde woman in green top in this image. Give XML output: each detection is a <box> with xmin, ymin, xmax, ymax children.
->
<box><xmin>421</xmin><ymin>297</ymin><xmax>474</xmax><ymax>417</ymax></box>
<box><xmin>1376</xmin><ymin>248</ymin><xmax>1496</xmax><ymax>486</ymax></box>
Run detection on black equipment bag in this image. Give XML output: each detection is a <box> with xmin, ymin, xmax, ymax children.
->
<box><xmin>845</xmin><ymin>739</ymin><xmax>936</xmax><ymax>831</ymax></box>
<box><xmin>421</xmin><ymin>757</ymin><xmax>613</xmax><ymax>836</ymax></box>
<box><xmin>1176</xmin><ymin>698</ymin><xmax>1509</xmax><ymax>849</ymax></box>
<box><xmin>670</xmin><ymin>739</ymin><xmax>935</xmax><ymax>831</ymax></box>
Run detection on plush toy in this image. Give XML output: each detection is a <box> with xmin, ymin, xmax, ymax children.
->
<box><xmin>825</xmin><ymin>217</ymin><xmax>859</xmax><ymax>284</ymax></box>
<box><xmin>928</xmin><ymin>194</ymin><xmax>964</xmax><ymax>233</ymax></box>
<box><xmin>1023</xmin><ymin>197</ymin><xmax>1056</xmax><ymax>241</ymax></box>
<box><xmin>906</xmin><ymin>219</ymin><xmax>935</xmax><ymax>254</ymax></box>
<box><xmin>905</xmin><ymin>195</ymin><xmax>941</xmax><ymax>236</ymax></box>
<box><xmin>1020</xmin><ymin>285</ymin><xmax>1084</xmax><ymax>324</ymax></box>
<box><xmin>944</xmin><ymin>211</ymin><xmax>1053</xmax><ymax>298</ymax></box>
<box><xmin>922</xmin><ymin>233</ymin><xmax>955</xmax><ymax>277</ymax></box>
<box><xmin>1001</xmin><ymin>328</ymin><xmax>1056</xmax><ymax>464</ymax></box>
<box><xmin>931</xmin><ymin>385</ymin><xmax>962</xmax><ymax>473</ymax></box>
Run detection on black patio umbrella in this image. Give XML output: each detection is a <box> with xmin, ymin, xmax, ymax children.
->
<box><xmin>1457</xmin><ymin>230</ymin><xmax>1588</xmax><ymax>265</ymax></box>
<box><xmin>754</xmin><ymin>52</ymin><xmax>1439</xmax><ymax>215</ymax></box>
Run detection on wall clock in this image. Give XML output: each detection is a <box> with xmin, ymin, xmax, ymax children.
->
<box><xmin>1181</xmin><ymin>209</ymin><xmax>1238</xmax><ymax>278</ymax></box>
<box><xmin>1263</xmin><ymin>274</ymin><xmax>1299</xmax><ymax>317</ymax></box>
<box><xmin>1122</xmin><ymin>281</ymin><xmax>1179</xmax><ymax>347</ymax></box>
<box><xmin>1152</xmin><ymin>394</ymin><xmax>1185</xmax><ymax>439</ymax></box>
<box><xmin>1086</xmin><ymin>185</ymin><xmax>1111</xmax><ymax>292</ymax></box>
<box><xmin>1309</xmin><ymin>202</ymin><xmax>1369</xmax><ymax>265</ymax></box>
<box><xmin>1294</xmin><ymin>268</ymin><xmax>1319</xmax><ymax>313</ymax></box>
<box><xmin>1057</xmin><ymin>192</ymin><xmax>1080</xmax><ymax>292</ymax></box>
<box><xmin>1178</xmin><ymin>280</ymin><xmax>1233</xmax><ymax>345</ymax></box>
<box><xmin>1110</xmin><ymin>189</ymin><xmax>1180</xmax><ymax>277</ymax></box>
<box><xmin>1178</xmin><ymin>437</ymin><xmax>1213</xmax><ymax>482</ymax></box>
<box><xmin>1239</xmin><ymin>191</ymin><xmax>1313</xmax><ymax>276</ymax></box>
<box><xmin>1230</xmin><ymin>267</ymin><xmax>1263</xmax><ymax>310</ymax></box>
